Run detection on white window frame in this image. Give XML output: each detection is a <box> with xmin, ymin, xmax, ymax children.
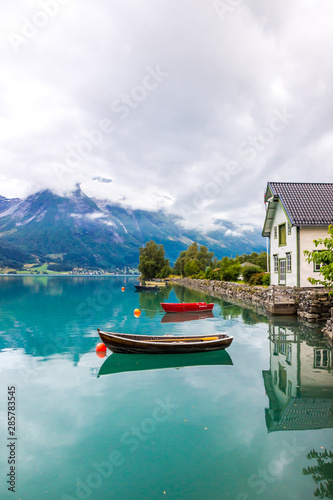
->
<box><xmin>273</xmin><ymin>255</ymin><xmax>278</xmax><ymax>273</ymax></box>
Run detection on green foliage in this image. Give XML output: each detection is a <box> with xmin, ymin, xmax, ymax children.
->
<box><xmin>138</xmin><ymin>240</ymin><xmax>170</xmax><ymax>280</ymax></box>
<box><xmin>173</xmin><ymin>242</ymin><xmax>214</xmax><ymax>277</ymax></box>
<box><xmin>184</xmin><ymin>259</ymin><xmax>200</xmax><ymax>277</ymax></box>
<box><xmin>304</xmin><ymin>225</ymin><xmax>333</xmax><ymax>290</ymax></box>
<box><xmin>48</xmin><ymin>263</ymin><xmax>74</xmax><ymax>272</ymax></box>
<box><xmin>234</xmin><ymin>251</ymin><xmax>268</xmax><ymax>271</ymax></box>
<box><xmin>262</xmin><ymin>273</ymin><xmax>270</xmax><ymax>286</ymax></box>
<box><xmin>303</xmin><ymin>448</ymin><xmax>333</xmax><ymax>498</ymax></box>
<box><xmin>173</xmin><ymin>245</ymin><xmax>267</xmax><ymax>282</ymax></box>
<box><xmin>242</xmin><ymin>265</ymin><xmax>262</xmax><ymax>283</ymax></box>
<box><xmin>221</xmin><ymin>263</ymin><xmax>241</xmax><ymax>282</ymax></box>
<box><xmin>248</xmin><ymin>272</ymin><xmax>270</xmax><ymax>286</ymax></box>
<box><xmin>157</xmin><ymin>262</ymin><xmax>172</xmax><ymax>279</ymax></box>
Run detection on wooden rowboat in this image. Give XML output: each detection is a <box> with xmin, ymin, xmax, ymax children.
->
<box><xmin>97</xmin><ymin>329</ymin><xmax>233</xmax><ymax>354</ymax></box>
<box><xmin>161</xmin><ymin>302</ymin><xmax>214</xmax><ymax>313</ymax></box>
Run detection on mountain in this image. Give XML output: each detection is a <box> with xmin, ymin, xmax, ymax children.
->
<box><xmin>0</xmin><ymin>188</ymin><xmax>265</xmax><ymax>270</ymax></box>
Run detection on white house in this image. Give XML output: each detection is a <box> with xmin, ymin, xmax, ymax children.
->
<box><xmin>262</xmin><ymin>182</ymin><xmax>333</xmax><ymax>287</ymax></box>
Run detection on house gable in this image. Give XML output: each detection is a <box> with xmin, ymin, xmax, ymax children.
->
<box><xmin>269</xmin><ymin>201</ymin><xmax>297</xmax><ymax>286</ymax></box>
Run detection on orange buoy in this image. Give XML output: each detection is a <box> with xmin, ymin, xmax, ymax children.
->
<box><xmin>96</xmin><ymin>350</ymin><xmax>106</xmax><ymax>359</ymax></box>
<box><xmin>122</xmin><ymin>287</ymin><xmax>125</xmax><ymax>292</ymax></box>
<box><xmin>96</xmin><ymin>342</ymin><xmax>107</xmax><ymax>353</ymax></box>
<box><xmin>134</xmin><ymin>308</ymin><xmax>141</xmax><ymax>318</ymax></box>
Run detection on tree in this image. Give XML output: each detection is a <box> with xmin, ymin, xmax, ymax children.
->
<box><xmin>304</xmin><ymin>225</ymin><xmax>333</xmax><ymax>290</ymax></box>
<box><xmin>184</xmin><ymin>259</ymin><xmax>200</xmax><ymax>277</ymax></box>
<box><xmin>173</xmin><ymin>251</ymin><xmax>187</xmax><ymax>276</ymax></box>
<box><xmin>138</xmin><ymin>241</ymin><xmax>169</xmax><ymax>279</ymax></box>
<box><xmin>302</xmin><ymin>448</ymin><xmax>333</xmax><ymax>498</ymax></box>
<box><xmin>173</xmin><ymin>242</ymin><xmax>214</xmax><ymax>276</ymax></box>
<box><xmin>158</xmin><ymin>261</ymin><xmax>172</xmax><ymax>279</ymax></box>
<box><xmin>197</xmin><ymin>245</ymin><xmax>214</xmax><ymax>271</ymax></box>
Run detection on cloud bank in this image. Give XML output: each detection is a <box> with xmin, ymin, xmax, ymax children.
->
<box><xmin>0</xmin><ymin>0</ymin><xmax>332</xmax><ymax>230</ymax></box>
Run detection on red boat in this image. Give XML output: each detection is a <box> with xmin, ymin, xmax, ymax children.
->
<box><xmin>161</xmin><ymin>302</ymin><xmax>214</xmax><ymax>313</ymax></box>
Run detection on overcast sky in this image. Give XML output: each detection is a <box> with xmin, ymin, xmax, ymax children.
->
<box><xmin>0</xmin><ymin>0</ymin><xmax>332</xmax><ymax>230</ymax></box>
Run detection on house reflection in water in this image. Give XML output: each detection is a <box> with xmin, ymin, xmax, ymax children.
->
<box><xmin>263</xmin><ymin>320</ymin><xmax>333</xmax><ymax>432</ymax></box>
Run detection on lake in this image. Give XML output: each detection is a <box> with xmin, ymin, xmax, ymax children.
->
<box><xmin>0</xmin><ymin>276</ymin><xmax>332</xmax><ymax>500</ymax></box>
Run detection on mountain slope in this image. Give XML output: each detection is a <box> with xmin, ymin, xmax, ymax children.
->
<box><xmin>0</xmin><ymin>188</ymin><xmax>265</xmax><ymax>269</ymax></box>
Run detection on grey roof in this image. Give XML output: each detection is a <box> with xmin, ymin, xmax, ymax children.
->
<box><xmin>265</xmin><ymin>397</ymin><xmax>333</xmax><ymax>432</ymax></box>
<box><xmin>267</xmin><ymin>182</ymin><xmax>333</xmax><ymax>226</ymax></box>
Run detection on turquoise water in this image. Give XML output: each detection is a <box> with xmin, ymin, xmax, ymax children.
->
<box><xmin>0</xmin><ymin>276</ymin><xmax>332</xmax><ymax>500</ymax></box>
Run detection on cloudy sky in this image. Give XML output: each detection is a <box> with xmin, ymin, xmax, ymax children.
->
<box><xmin>0</xmin><ymin>0</ymin><xmax>332</xmax><ymax>230</ymax></box>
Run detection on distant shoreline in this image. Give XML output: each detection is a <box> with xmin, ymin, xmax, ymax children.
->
<box><xmin>0</xmin><ymin>273</ymin><xmax>139</xmax><ymax>277</ymax></box>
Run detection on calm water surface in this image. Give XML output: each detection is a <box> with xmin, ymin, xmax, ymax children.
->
<box><xmin>0</xmin><ymin>276</ymin><xmax>332</xmax><ymax>500</ymax></box>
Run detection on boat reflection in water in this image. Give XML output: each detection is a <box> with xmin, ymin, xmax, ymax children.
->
<box><xmin>161</xmin><ymin>310</ymin><xmax>214</xmax><ymax>323</ymax></box>
<box><xmin>263</xmin><ymin>321</ymin><xmax>333</xmax><ymax>433</ymax></box>
<box><xmin>98</xmin><ymin>349</ymin><xmax>233</xmax><ymax>377</ymax></box>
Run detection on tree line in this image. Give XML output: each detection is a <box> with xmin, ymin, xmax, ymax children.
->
<box><xmin>138</xmin><ymin>240</ymin><xmax>269</xmax><ymax>285</ymax></box>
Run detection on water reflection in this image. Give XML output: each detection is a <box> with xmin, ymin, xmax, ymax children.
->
<box><xmin>98</xmin><ymin>349</ymin><xmax>233</xmax><ymax>377</ymax></box>
<box><xmin>263</xmin><ymin>321</ymin><xmax>333</xmax><ymax>432</ymax></box>
<box><xmin>161</xmin><ymin>311</ymin><xmax>214</xmax><ymax>323</ymax></box>
<box><xmin>137</xmin><ymin>285</ymin><xmax>172</xmax><ymax>318</ymax></box>
<box><xmin>303</xmin><ymin>448</ymin><xmax>333</xmax><ymax>498</ymax></box>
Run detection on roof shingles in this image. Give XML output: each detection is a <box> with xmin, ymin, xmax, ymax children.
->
<box><xmin>268</xmin><ymin>182</ymin><xmax>333</xmax><ymax>226</ymax></box>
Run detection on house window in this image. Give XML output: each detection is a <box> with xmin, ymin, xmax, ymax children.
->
<box><xmin>279</xmin><ymin>329</ymin><xmax>286</xmax><ymax>355</ymax></box>
<box><xmin>288</xmin><ymin>224</ymin><xmax>292</xmax><ymax>235</ymax></box>
<box><xmin>274</xmin><ymin>226</ymin><xmax>277</xmax><ymax>239</ymax></box>
<box><xmin>286</xmin><ymin>253</ymin><xmax>292</xmax><ymax>273</ymax></box>
<box><xmin>286</xmin><ymin>344</ymin><xmax>292</xmax><ymax>364</ymax></box>
<box><xmin>314</xmin><ymin>349</ymin><xmax>329</xmax><ymax>369</ymax></box>
<box><xmin>279</xmin><ymin>223</ymin><xmax>286</xmax><ymax>246</ymax></box>
<box><xmin>314</xmin><ymin>262</ymin><xmax>321</xmax><ymax>272</ymax></box>
<box><xmin>278</xmin><ymin>364</ymin><xmax>287</xmax><ymax>393</ymax></box>
<box><xmin>273</xmin><ymin>255</ymin><xmax>278</xmax><ymax>273</ymax></box>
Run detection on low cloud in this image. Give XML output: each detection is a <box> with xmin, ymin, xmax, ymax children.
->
<box><xmin>0</xmin><ymin>0</ymin><xmax>332</xmax><ymax>231</ymax></box>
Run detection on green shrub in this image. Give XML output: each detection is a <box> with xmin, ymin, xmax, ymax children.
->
<box><xmin>248</xmin><ymin>272</ymin><xmax>270</xmax><ymax>286</ymax></box>
<box><xmin>192</xmin><ymin>271</ymin><xmax>206</xmax><ymax>279</ymax></box>
<box><xmin>262</xmin><ymin>273</ymin><xmax>270</xmax><ymax>286</ymax></box>
<box><xmin>248</xmin><ymin>272</ymin><xmax>263</xmax><ymax>285</ymax></box>
<box><xmin>221</xmin><ymin>263</ymin><xmax>241</xmax><ymax>282</ymax></box>
<box><xmin>242</xmin><ymin>265</ymin><xmax>262</xmax><ymax>283</ymax></box>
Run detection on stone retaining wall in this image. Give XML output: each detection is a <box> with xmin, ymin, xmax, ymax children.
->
<box><xmin>173</xmin><ymin>278</ymin><xmax>333</xmax><ymax>337</ymax></box>
<box><xmin>322</xmin><ymin>308</ymin><xmax>333</xmax><ymax>340</ymax></box>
